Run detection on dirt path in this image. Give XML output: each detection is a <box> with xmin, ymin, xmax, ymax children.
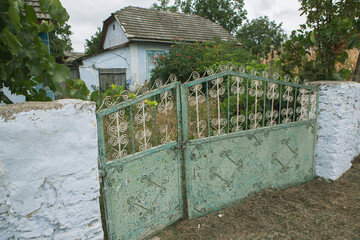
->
<box><xmin>154</xmin><ymin>156</ymin><xmax>360</xmax><ymax>240</ymax></box>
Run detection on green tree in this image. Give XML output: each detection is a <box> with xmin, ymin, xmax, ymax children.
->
<box><xmin>150</xmin><ymin>40</ymin><xmax>257</xmax><ymax>83</ymax></box>
<box><xmin>0</xmin><ymin>0</ymin><xmax>73</xmax><ymax>103</ymax></box>
<box><xmin>237</xmin><ymin>16</ymin><xmax>286</xmax><ymax>56</ymax></box>
<box><xmin>282</xmin><ymin>0</ymin><xmax>360</xmax><ymax>81</ymax></box>
<box><xmin>85</xmin><ymin>27</ymin><xmax>102</xmax><ymax>54</ymax></box>
<box><xmin>49</xmin><ymin>21</ymin><xmax>73</xmax><ymax>61</ymax></box>
<box><xmin>151</xmin><ymin>0</ymin><xmax>178</xmax><ymax>12</ymax></box>
<box><xmin>159</xmin><ymin>0</ymin><xmax>247</xmax><ymax>34</ymax></box>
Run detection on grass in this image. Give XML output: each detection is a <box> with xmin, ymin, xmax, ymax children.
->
<box><xmin>153</xmin><ymin>155</ymin><xmax>360</xmax><ymax>240</ymax></box>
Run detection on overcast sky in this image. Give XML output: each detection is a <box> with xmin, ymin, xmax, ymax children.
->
<box><xmin>60</xmin><ymin>0</ymin><xmax>306</xmax><ymax>52</ymax></box>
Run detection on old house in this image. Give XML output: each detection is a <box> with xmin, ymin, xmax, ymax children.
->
<box><xmin>79</xmin><ymin>6</ymin><xmax>235</xmax><ymax>92</ymax></box>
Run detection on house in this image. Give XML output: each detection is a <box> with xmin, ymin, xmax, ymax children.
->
<box><xmin>79</xmin><ymin>6</ymin><xmax>235</xmax><ymax>92</ymax></box>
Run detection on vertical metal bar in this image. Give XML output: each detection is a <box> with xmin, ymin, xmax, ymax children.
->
<box><xmin>95</xmin><ymin>115</ymin><xmax>111</xmax><ymax>238</ymax></box>
<box><xmin>278</xmin><ymin>84</ymin><xmax>282</xmax><ymax>125</ymax></box>
<box><xmin>176</xmin><ymin>83</ymin><xmax>182</xmax><ymax>148</ymax></box>
<box><xmin>293</xmin><ymin>87</ymin><xmax>298</xmax><ymax>122</ymax></box>
<box><xmin>130</xmin><ymin>105</ymin><xmax>135</xmax><ymax>154</ymax></box>
<box><xmin>262</xmin><ymin>81</ymin><xmax>266</xmax><ymax>127</ymax></box>
<box><xmin>153</xmin><ymin>95</ymin><xmax>158</xmax><ymax>146</ymax></box>
<box><xmin>307</xmin><ymin>89</ymin><xmax>311</xmax><ymax>120</ymax></box>
<box><xmin>227</xmin><ymin>75</ymin><xmax>230</xmax><ymax>134</ymax></box>
<box><xmin>153</xmin><ymin>96</ymin><xmax>157</xmax><ymax>146</ymax></box>
<box><xmin>175</xmin><ymin>83</ymin><xmax>185</xmax><ymax>220</ymax></box>
<box><xmin>97</xmin><ymin>115</ymin><xmax>107</xmax><ymax>168</ymax></box>
<box><xmin>180</xmin><ymin>83</ymin><xmax>190</xmax><ymax>217</ymax></box>
<box><xmin>181</xmin><ymin>84</ymin><xmax>190</xmax><ymax>145</ymax></box>
<box><xmin>206</xmin><ymin>81</ymin><xmax>210</xmax><ymax>137</ymax></box>
<box><xmin>245</xmin><ymin>78</ymin><xmax>249</xmax><ymax>130</ymax></box>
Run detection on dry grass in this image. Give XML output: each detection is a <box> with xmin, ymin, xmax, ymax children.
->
<box><xmin>154</xmin><ymin>156</ymin><xmax>360</xmax><ymax>240</ymax></box>
<box><xmin>261</xmin><ymin>47</ymin><xmax>359</xmax><ymax>80</ymax></box>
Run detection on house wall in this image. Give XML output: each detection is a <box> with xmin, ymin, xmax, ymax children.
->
<box><xmin>0</xmin><ymin>100</ymin><xmax>103</xmax><ymax>239</ymax></box>
<box><xmin>103</xmin><ymin>20</ymin><xmax>128</xmax><ymax>49</ymax></box>
<box><xmin>137</xmin><ymin>42</ymin><xmax>171</xmax><ymax>84</ymax></box>
<box><xmin>79</xmin><ymin>46</ymin><xmax>131</xmax><ymax>93</ymax></box>
<box><xmin>80</xmin><ymin>42</ymin><xmax>171</xmax><ymax>92</ymax></box>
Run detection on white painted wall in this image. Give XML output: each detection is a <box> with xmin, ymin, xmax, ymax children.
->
<box><xmin>80</xmin><ymin>46</ymin><xmax>131</xmax><ymax>92</ymax></box>
<box><xmin>314</xmin><ymin>81</ymin><xmax>360</xmax><ymax>180</ymax></box>
<box><xmin>0</xmin><ymin>99</ymin><xmax>103</xmax><ymax>239</ymax></box>
<box><xmin>103</xmin><ymin>19</ymin><xmax>128</xmax><ymax>49</ymax></box>
<box><xmin>1</xmin><ymin>87</ymin><xmax>26</xmax><ymax>104</ymax></box>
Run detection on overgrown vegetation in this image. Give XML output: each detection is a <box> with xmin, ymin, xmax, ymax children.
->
<box><xmin>0</xmin><ymin>0</ymin><xmax>71</xmax><ymax>103</ymax></box>
<box><xmin>281</xmin><ymin>0</ymin><xmax>360</xmax><ymax>81</ymax></box>
<box><xmin>150</xmin><ymin>39</ymin><xmax>260</xmax><ymax>84</ymax></box>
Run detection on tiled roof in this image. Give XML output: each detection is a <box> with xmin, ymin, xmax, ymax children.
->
<box><xmin>113</xmin><ymin>6</ymin><xmax>235</xmax><ymax>42</ymax></box>
<box><xmin>25</xmin><ymin>0</ymin><xmax>51</xmax><ymax>20</ymax></box>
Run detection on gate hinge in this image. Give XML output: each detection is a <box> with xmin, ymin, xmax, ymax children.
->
<box><xmin>98</xmin><ymin>168</ymin><xmax>106</xmax><ymax>178</ymax></box>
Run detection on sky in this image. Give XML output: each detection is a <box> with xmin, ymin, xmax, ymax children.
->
<box><xmin>60</xmin><ymin>0</ymin><xmax>306</xmax><ymax>53</ymax></box>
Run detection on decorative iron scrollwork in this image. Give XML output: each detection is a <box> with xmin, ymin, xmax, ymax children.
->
<box><xmin>271</xmin><ymin>138</ymin><xmax>298</xmax><ymax>173</ymax></box>
<box><xmin>248</xmin><ymin>131</ymin><xmax>268</xmax><ymax>146</ymax></box>
<box><xmin>220</xmin><ymin>149</ymin><xmax>243</xmax><ymax>171</ymax></box>
<box><xmin>193</xmin><ymin>202</ymin><xmax>206</xmax><ymax>214</ymax></box>
<box><xmin>141</xmin><ymin>173</ymin><xmax>166</xmax><ymax>195</ymax></box>
<box><xmin>190</xmin><ymin>144</ymin><xmax>204</xmax><ymax>161</ymax></box>
<box><xmin>107</xmin><ymin>165</ymin><xmax>124</xmax><ymax>187</ymax></box>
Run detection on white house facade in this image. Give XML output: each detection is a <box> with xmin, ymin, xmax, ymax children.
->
<box><xmin>79</xmin><ymin>6</ymin><xmax>235</xmax><ymax>92</ymax></box>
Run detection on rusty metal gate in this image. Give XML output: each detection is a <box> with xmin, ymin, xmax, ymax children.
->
<box><xmin>96</xmin><ymin>64</ymin><xmax>318</xmax><ymax>239</ymax></box>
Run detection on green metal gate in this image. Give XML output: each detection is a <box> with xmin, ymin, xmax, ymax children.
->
<box><xmin>97</xmin><ymin>64</ymin><xmax>318</xmax><ymax>239</ymax></box>
<box><xmin>181</xmin><ymin>67</ymin><xmax>318</xmax><ymax>219</ymax></box>
<box><xmin>96</xmin><ymin>77</ymin><xmax>184</xmax><ymax>240</ymax></box>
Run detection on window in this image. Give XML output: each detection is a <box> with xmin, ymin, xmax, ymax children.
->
<box><xmin>146</xmin><ymin>50</ymin><xmax>165</xmax><ymax>81</ymax></box>
<box><xmin>99</xmin><ymin>68</ymin><xmax>126</xmax><ymax>92</ymax></box>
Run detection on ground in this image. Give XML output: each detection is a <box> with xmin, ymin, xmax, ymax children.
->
<box><xmin>153</xmin><ymin>156</ymin><xmax>360</xmax><ymax>240</ymax></box>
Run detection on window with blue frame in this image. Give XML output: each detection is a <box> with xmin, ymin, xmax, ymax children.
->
<box><xmin>146</xmin><ymin>50</ymin><xmax>165</xmax><ymax>81</ymax></box>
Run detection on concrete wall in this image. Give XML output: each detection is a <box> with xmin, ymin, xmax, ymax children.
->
<box><xmin>313</xmin><ymin>81</ymin><xmax>360</xmax><ymax>180</ymax></box>
<box><xmin>103</xmin><ymin>19</ymin><xmax>128</xmax><ymax>49</ymax></box>
<box><xmin>0</xmin><ymin>100</ymin><xmax>103</xmax><ymax>239</ymax></box>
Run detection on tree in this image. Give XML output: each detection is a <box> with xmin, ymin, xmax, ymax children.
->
<box><xmin>282</xmin><ymin>0</ymin><xmax>360</xmax><ymax>81</ymax></box>
<box><xmin>85</xmin><ymin>27</ymin><xmax>102</xmax><ymax>54</ymax></box>
<box><xmin>237</xmin><ymin>16</ymin><xmax>286</xmax><ymax>56</ymax></box>
<box><xmin>150</xmin><ymin>39</ymin><xmax>257</xmax><ymax>83</ymax></box>
<box><xmin>152</xmin><ymin>0</ymin><xmax>247</xmax><ymax>34</ymax></box>
<box><xmin>151</xmin><ymin>0</ymin><xmax>178</xmax><ymax>12</ymax></box>
<box><xmin>49</xmin><ymin>21</ymin><xmax>73</xmax><ymax>61</ymax></box>
<box><xmin>0</xmin><ymin>0</ymin><xmax>72</xmax><ymax>103</ymax></box>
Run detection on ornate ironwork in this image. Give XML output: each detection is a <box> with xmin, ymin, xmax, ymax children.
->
<box><xmin>188</xmin><ymin>83</ymin><xmax>206</xmax><ymax>139</ymax></box>
<box><xmin>209</xmin><ymin>77</ymin><xmax>227</xmax><ymax>135</ymax></box>
<box><xmin>230</xmin><ymin>76</ymin><xmax>246</xmax><ymax>132</ymax></box>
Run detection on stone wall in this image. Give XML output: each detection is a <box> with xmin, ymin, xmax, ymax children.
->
<box><xmin>0</xmin><ymin>100</ymin><xmax>104</xmax><ymax>239</ymax></box>
<box><xmin>313</xmin><ymin>81</ymin><xmax>360</xmax><ymax>180</ymax></box>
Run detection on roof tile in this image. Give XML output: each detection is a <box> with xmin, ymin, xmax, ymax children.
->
<box><xmin>113</xmin><ymin>6</ymin><xmax>235</xmax><ymax>42</ymax></box>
